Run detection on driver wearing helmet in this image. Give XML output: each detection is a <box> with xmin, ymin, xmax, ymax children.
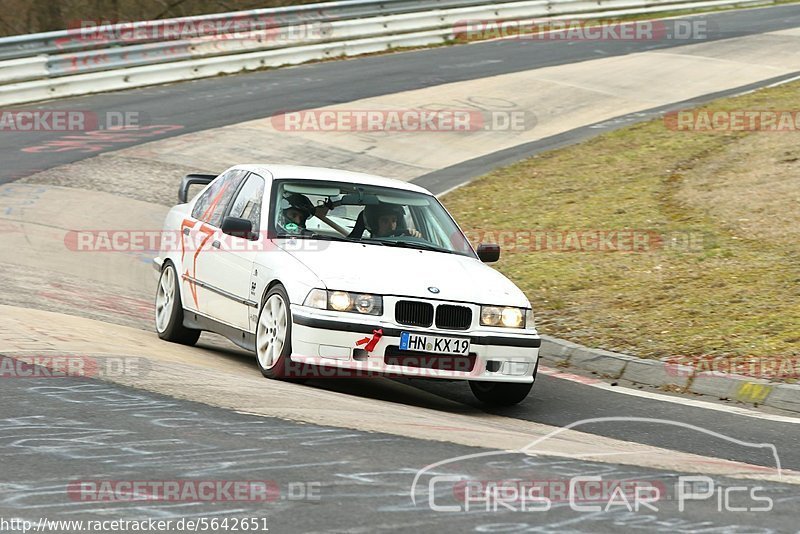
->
<box><xmin>364</xmin><ymin>203</ymin><xmax>422</xmax><ymax>238</ymax></box>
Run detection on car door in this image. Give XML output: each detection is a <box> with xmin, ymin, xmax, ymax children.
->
<box><xmin>182</xmin><ymin>168</ymin><xmax>247</xmax><ymax>318</ymax></box>
<box><xmin>195</xmin><ymin>172</ymin><xmax>266</xmax><ymax>331</ymax></box>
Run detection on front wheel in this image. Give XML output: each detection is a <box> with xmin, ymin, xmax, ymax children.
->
<box><xmin>155</xmin><ymin>262</ymin><xmax>200</xmax><ymax>346</ymax></box>
<box><xmin>469</xmin><ymin>381</ymin><xmax>533</xmax><ymax>407</ymax></box>
<box><xmin>255</xmin><ymin>284</ymin><xmax>300</xmax><ymax>380</ymax></box>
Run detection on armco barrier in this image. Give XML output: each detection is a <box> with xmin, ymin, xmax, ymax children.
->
<box><xmin>0</xmin><ymin>0</ymin><xmax>773</xmax><ymax>106</ymax></box>
<box><xmin>0</xmin><ymin>0</ymin><xmax>495</xmax><ymax>60</ymax></box>
<box><xmin>0</xmin><ymin>56</ymin><xmax>48</xmax><ymax>84</ymax></box>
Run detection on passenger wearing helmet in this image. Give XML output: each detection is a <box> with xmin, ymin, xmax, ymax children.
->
<box><xmin>279</xmin><ymin>193</ymin><xmax>318</xmax><ymax>233</ymax></box>
<box><xmin>364</xmin><ymin>203</ymin><xmax>422</xmax><ymax>238</ymax></box>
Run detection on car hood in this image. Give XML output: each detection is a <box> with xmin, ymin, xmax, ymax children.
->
<box><xmin>276</xmin><ymin>239</ymin><xmax>529</xmax><ymax>307</ymax></box>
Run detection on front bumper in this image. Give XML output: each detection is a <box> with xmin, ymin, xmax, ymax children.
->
<box><xmin>290</xmin><ymin>306</ymin><xmax>540</xmax><ymax>382</ymax></box>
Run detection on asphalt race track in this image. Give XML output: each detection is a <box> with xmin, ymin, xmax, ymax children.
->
<box><xmin>5</xmin><ymin>363</ymin><xmax>798</xmax><ymax>532</ymax></box>
<box><xmin>2</xmin><ymin>4</ymin><xmax>800</xmax><ymax>532</ymax></box>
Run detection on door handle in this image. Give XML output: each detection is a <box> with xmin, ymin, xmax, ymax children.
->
<box><xmin>212</xmin><ymin>240</ymin><xmax>220</xmax><ymax>249</ymax></box>
<box><xmin>183</xmin><ymin>228</ymin><xmax>190</xmax><ymax>235</ymax></box>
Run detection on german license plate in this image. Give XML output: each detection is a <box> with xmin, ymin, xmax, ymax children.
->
<box><xmin>399</xmin><ymin>332</ymin><xmax>470</xmax><ymax>355</ymax></box>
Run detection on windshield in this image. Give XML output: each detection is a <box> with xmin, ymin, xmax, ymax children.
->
<box><xmin>271</xmin><ymin>179</ymin><xmax>475</xmax><ymax>257</ymax></box>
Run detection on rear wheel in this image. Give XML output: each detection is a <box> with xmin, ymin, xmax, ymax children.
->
<box><xmin>155</xmin><ymin>262</ymin><xmax>200</xmax><ymax>346</ymax></box>
<box><xmin>469</xmin><ymin>381</ymin><xmax>533</xmax><ymax>407</ymax></box>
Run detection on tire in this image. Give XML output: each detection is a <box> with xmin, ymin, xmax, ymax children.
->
<box><xmin>469</xmin><ymin>381</ymin><xmax>533</xmax><ymax>407</ymax></box>
<box><xmin>155</xmin><ymin>262</ymin><xmax>201</xmax><ymax>346</ymax></box>
<box><xmin>255</xmin><ymin>284</ymin><xmax>303</xmax><ymax>380</ymax></box>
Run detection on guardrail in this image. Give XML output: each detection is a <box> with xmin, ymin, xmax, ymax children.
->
<box><xmin>0</xmin><ymin>0</ymin><xmax>773</xmax><ymax>106</ymax></box>
<box><xmin>0</xmin><ymin>0</ymin><xmax>497</xmax><ymax>62</ymax></box>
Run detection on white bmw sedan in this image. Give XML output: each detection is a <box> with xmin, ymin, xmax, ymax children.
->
<box><xmin>154</xmin><ymin>165</ymin><xmax>541</xmax><ymax>406</ymax></box>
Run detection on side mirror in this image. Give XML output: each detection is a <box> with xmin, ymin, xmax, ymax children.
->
<box><xmin>179</xmin><ymin>173</ymin><xmax>216</xmax><ymax>203</ymax></box>
<box><xmin>477</xmin><ymin>243</ymin><xmax>500</xmax><ymax>263</ymax></box>
<box><xmin>221</xmin><ymin>216</ymin><xmax>253</xmax><ymax>240</ymax></box>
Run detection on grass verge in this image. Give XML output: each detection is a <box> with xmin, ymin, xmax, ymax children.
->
<box><xmin>442</xmin><ymin>80</ymin><xmax>800</xmax><ymax>369</ymax></box>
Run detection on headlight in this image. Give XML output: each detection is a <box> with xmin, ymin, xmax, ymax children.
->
<box><xmin>480</xmin><ymin>305</ymin><xmax>525</xmax><ymax>328</ymax></box>
<box><xmin>303</xmin><ymin>289</ymin><xmax>383</xmax><ymax>316</ymax></box>
<box><xmin>480</xmin><ymin>306</ymin><xmax>502</xmax><ymax>326</ymax></box>
<box><xmin>501</xmin><ymin>307</ymin><xmax>523</xmax><ymax>327</ymax></box>
<box><xmin>329</xmin><ymin>291</ymin><xmax>352</xmax><ymax>311</ymax></box>
<box><xmin>354</xmin><ymin>294</ymin><xmax>379</xmax><ymax>314</ymax></box>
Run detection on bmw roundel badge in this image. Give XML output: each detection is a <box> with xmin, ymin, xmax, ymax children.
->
<box><xmin>427</xmin><ymin>287</ymin><xmax>440</xmax><ymax>294</ymax></box>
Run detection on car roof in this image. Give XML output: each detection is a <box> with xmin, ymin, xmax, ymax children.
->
<box><xmin>234</xmin><ymin>164</ymin><xmax>432</xmax><ymax>195</ymax></box>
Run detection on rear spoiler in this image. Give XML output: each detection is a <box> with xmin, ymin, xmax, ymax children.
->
<box><xmin>179</xmin><ymin>173</ymin><xmax>217</xmax><ymax>204</ymax></box>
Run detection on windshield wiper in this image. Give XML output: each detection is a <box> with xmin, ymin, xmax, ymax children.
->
<box><xmin>357</xmin><ymin>238</ymin><xmax>387</xmax><ymax>246</ymax></box>
<box><xmin>379</xmin><ymin>240</ymin><xmax>454</xmax><ymax>254</ymax></box>
<box><xmin>276</xmin><ymin>233</ymin><xmax>351</xmax><ymax>243</ymax></box>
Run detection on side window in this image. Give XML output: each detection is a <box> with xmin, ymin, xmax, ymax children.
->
<box><xmin>228</xmin><ymin>173</ymin><xmax>266</xmax><ymax>236</ymax></box>
<box><xmin>191</xmin><ymin>169</ymin><xmax>247</xmax><ymax>227</ymax></box>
